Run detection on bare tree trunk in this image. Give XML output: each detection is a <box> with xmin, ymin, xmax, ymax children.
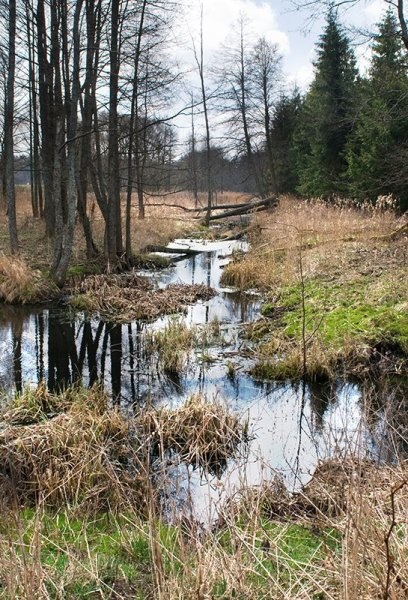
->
<box><xmin>52</xmin><ymin>0</ymin><xmax>84</xmax><ymax>286</ymax></box>
<box><xmin>5</xmin><ymin>0</ymin><xmax>18</xmax><ymax>254</ymax></box>
<box><xmin>77</xmin><ymin>0</ymin><xmax>101</xmax><ymax>259</ymax></box>
<box><xmin>236</xmin><ymin>24</ymin><xmax>264</xmax><ymax>198</ymax></box>
<box><xmin>37</xmin><ymin>0</ymin><xmax>56</xmax><ymax>236</ymax></box>
<box><xmin>190</xmin><ymin>93</ymin><xmax>199</xmax><ymax>207</ymax></box>
<box><xmin>126</xmin><ymin>0</ymin><xmax>147</xmax><ymax>256</ymax></box>
<box><xmin>107</xmin><ymin>0</ymin><xmax>122</xmax><ymax>266</ymax></box>
<box><xmin>26</xmin><ymin>0</ymin><xmax>43</xmax><ymax>218</ymax></box>
<box><xmin>193</xmin><ymin>9</ymin><xmax>212</xmax><ymax>226</ymax></box>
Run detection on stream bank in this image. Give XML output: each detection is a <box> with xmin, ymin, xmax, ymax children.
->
<box><xmin>0</xmin><ymin>237</ymin><xmax>405</xmax><ymax>514</ymax></box>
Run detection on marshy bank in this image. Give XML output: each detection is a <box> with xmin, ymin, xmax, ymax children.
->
<box><xmin>222</xmin><ymin>197</ymin><xmax>408</xmax><ymax>381</ymax></box>
<box><xmin>0</xmin><ymin>195</ymin><xmax>407</xmax><ymax>598</ymax></box>
<box><xmin>0</xmin><ymin>385</ymin><xmax>406</xmax><ymax>599</ymax></box>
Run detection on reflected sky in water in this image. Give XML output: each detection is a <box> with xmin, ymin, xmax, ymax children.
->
<box><xmin>0</xmin><ymin>239</ymin><xmax>404</xmax><ymax>518</ymax></box>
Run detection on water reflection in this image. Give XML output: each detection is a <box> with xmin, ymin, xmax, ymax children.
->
<box><xmin>0</xmin><ymin>240</ymin><xmax>405</xmax><ymax>501</ymax></box>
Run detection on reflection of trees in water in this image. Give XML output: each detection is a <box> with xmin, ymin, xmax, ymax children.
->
<box><xmin>11</xmin><ymin>319</ymin><xmax>23</xmax><ymax>394</ymax></box>
<box><xmin>47</xmin><ymin>310</ymin><xmax>79</xmax><ymax>392</ymax></box>
<box><xmin>308</xmin><ymin>380</ymin><xmax>335</xmax><ymax>432</ymax></box>
<box><xmin>361</xmin><ymin>378</ymin><xmax>408</xmax><ymax>461</ymax></box>
<box><xmin>109</xmin><ymin>324</ymin><xmax>122</xmax><ymax>403</ymax></box>
<box><xmin>0</xmin><ymin>307</ymin><xmax>30</xmax><ymax>394</ymax></box>
<box><xmin>37</xmin><ymin>313</ymin><xmax>151</xmax><ymax>404</ymax></box>
<box><xmin>35</xmin><ymin>312</ymin><xmax>45</xmax><ymax>382</ymax></box>
<box><xmin>2</xmin><ymin>307</ymin><xmax>407</xmax><ymax>465</ymax></box>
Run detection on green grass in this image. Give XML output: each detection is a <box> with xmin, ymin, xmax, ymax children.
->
<box><xmin>279</xmin><ymin>274</ymin><xmax>408</xmax><ymax>351</ymax></box>
<box><xmin>252</xmin><ymin>269</ymin><xmax>408</xmax><ymax>379</ymax></box>
<box><xmin>0</xmin><ymin>509</ymin><xmax>341</xmax><ymax>599</ymax></box>
<box><xmin>0</xmin><ymin>509</ymin><xmax>179</xmax><ymax>598</ymax></box>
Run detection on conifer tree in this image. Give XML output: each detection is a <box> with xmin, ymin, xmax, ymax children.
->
<box><xmin>269</xmin><ymin>90</ymin><xmax>301</xmax><ymax>193</ymax></box>
<box><xmin>295</xmin><ymin>9</ymin><xmax>357</xmax><ymax>198</ymax></box>
<box><xmin>346</xmin><ymin>10</ymin><xmax>408</xmax><ymax>210</ymax></box>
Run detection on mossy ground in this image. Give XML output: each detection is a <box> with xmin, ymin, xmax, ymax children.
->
<box><xmin>222</xmin><ymin>197</ymin><xmax>408</xmax><ymax>379</ymax></box>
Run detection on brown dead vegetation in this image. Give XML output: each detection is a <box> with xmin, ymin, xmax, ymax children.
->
<box><xmin>69</xmin><ymin>272</ymin><xmax>215</xmax><ymax>322</ymax></box>
<box><xmin>0</xmin><ymin>386</ymin><xmax>145</xmax><ymax>512</ymax></box>
<box><xmin>138</xmin><ymin>395</ymin><xmax>243</xmax><ymax>474</ymax></box>
<box><xmin>0</xmin><ymin>189</ymin><xmax>248</xmax><ymax>277</ymax></box>
<box><xmin>0</xmin><ymin>386</ymin><xmax>244</xmax><ymax>513</ymax></box>
<box><xmin>0</xmin><ymin>254</ymin><xmax>57</xmax><ymax>304</ymax></box>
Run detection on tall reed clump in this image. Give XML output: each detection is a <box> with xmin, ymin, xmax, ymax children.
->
<box><xmin>0</xmin><ymin>254</ymin><xmax>56</xmax><ymax>303</ymax></box>
<box><xmin>144</xmin><ymin>319</ymin><xmax>198</xmax><ymax>375</ymax></box>
<box><xmin>1</xmin><ymin>379</ymin><xmax>406</xmax><ymax>598</ymax></box>
<box><xmin>0</xmin><ymin>385</ymin><xmax>148</xmax><ymax>512</ymax></box>
<box><xmin>137</xmin><ymin>394</ymin><xmax>243</xmax><ymax>474</ymax></box>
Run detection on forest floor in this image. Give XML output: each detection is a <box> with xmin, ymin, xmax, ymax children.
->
<box><xmin>0</xmin><ymin>191</ymin><xmax>407</xmax><ymax>598</ymax></box>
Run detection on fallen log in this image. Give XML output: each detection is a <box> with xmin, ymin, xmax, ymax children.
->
<box><xmin>194</xmin><ymin>201</ymin><xmax>252</xmax><ymax>212</ymax></box>
<box><xmin>146</xmin><ymin>202</ymin><xmax>197</xmax><ymax>212</ymax></box>
<box><xmin>206</xmin><ymin>196</ymin><xmax>278</xmax><ymax>221</ymax></box>
<box><xmin>143</xmin><ymin>244</ymin><xmax>201</xmax><ymax>256</ymax></box>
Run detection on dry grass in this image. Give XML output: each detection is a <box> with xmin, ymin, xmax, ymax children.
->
<box><xmin>0</xmin><ymin>385</ymin><xmax>244</xmax><ymax>512</ymax></box>
<box><xmin>0</xmin><ymin>381</ymin><xmax>406</xmax><ymax>599</ymax></box>
<box><xmin>144</xmin><ymin>319</ymin><xmax>198</xmax><ymax>375</ymax></box>
<box><xmin>222</xmin><ymin>195</ymin><xmax>406</xmax><ymax>292</ymax></box>
<box><xmin>70</xmin><ymin>273</ymin><xmax>215</xmax><ymax>322</ymax></box>
<box><xmin>0</xmin><ymin>189</ymin><xmax>248</xmax><ymax>279</ymax></box>
<box><xmin>0</xmin><ymin>459</ymin><xmax>405</xmax><ymax>599</ymax></box>
<box><xmin>0</xmin><ymin>254</ymin><xmax>56</xmax><ymax>303</ymax></box>
<box><xmin>223</xmin><ymin>196</ymin><xmax>408</xmax><ymax>379</ymax></box>
<box><xmin>0</xmin><ymin>386</ymin><xmax>146</xmax><ymax>512</ymax></box>
<box><xmin>137</xmin><ymin>395</ymin><xmax>243</xmax><ymax>474</ymax></box>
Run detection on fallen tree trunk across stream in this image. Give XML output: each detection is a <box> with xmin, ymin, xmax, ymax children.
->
<box><xmin>205</xmin><ymin>195</ymin><xmax>278</xmax><ymax>222</ymax></box>
<box><xmin>143</xmin><ymin>244</ymin><xmax>201</xmax><ymax>256</ymax></box>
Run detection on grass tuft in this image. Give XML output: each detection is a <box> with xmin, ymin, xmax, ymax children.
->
<box><xmin>0</xmin><ymin>254</ymin><xmax>56</xmax><ymax>304</ymax></box>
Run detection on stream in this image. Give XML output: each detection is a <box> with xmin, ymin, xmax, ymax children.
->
<box><xmin>0</xmin><ymin>238</ymin><xmax>404</xmax><ymax>521</ymax></box>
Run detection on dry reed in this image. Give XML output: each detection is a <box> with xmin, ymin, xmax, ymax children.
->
<box><xmin>0</xmin><ymin>254</ymin><xmax>55</xmax><ymax>304</ymax></box>
<box><xmin>137</xmin><ymin>395</ymin><xmax>243</xmax><ymax>474</ymax></box>
<box><xmin>70</xmin><ymin>272</ymin><xmax>215</xmax><ymax>322</ymax></box>
<box><xmin>0</xmin><ymin>386</ymin><xmax>146</xmax><ymax>512</ymax></box>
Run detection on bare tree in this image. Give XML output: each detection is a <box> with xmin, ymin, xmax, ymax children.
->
<box><xmin>217</xmin><ymin>17</ymin><xmax>266</xmax><ymax>197</ymax></box>
<box><xmin>192</xmin><ymin>8</ymin><xmax>213</xmax><ymax>225</ymax></box>
<box><xmin>249</xmin><ymin>37</ymin><xmax>282</xmax><ymax>194</ymax></box>
<box><xmin>4</xmin><ymin>0</ymin><xmax>18</xmax><ymax>253</ymax></box>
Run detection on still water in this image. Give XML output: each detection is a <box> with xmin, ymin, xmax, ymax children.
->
<box><xmin>0</xmin><ymin>239</ymin><xmax>403</xmax><ymax>518</ymax></box>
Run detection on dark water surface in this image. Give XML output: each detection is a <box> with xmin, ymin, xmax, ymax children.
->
<box><xmin>0</xmin><ymin>239</ymin><xmax>403</xmax><ymax>519</ymax></box>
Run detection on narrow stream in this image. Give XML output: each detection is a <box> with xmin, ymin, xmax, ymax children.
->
<box><xmin>0</xmin><ymin>238</ymin><xmax>404</xmax><ymax>521</ymax></box>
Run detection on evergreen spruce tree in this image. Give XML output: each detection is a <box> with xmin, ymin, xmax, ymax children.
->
<box><xmin>270</xmin><ymin>90</ymin><xmax>302</xmax><ymax>193</ymax></box>
<box><xmin>294</xmin><ymin>9</ymin><xmax>357</xmax><ymax>198</ymax></box>
<box><xmin>346</xmin><ymin>10</ymin><xmax>408</xmax><ymax>210</ymax></box>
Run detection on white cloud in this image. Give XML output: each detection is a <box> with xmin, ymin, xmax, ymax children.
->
<box><xmin>362</xmin><ymin>0</ymin><xmax>387</xmax><ymax>23</ymax></box>
<box><xmin>289</xmin><ymin>61</ymin><xmax>315</xmax><ymax>90</ymax></box>
<box><xmin>178</xmin><ymin>0</ymin><xmax>290</xmax><ymax>62</ymax></box>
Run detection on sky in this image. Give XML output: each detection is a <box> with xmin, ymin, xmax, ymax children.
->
<box><xmin>175</xmin><ymin>0</ymin><xmax>387</xmax><ymax>89</ymax></box>
<box><xmin>169</xmin><ymin>0</ymin><xmax>388</xmax><ymax>144</ymax></box>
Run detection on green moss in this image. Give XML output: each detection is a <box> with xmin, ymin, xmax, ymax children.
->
<box><xmin>131</xmin><ymin>253</ymin><xmax>171</xmax><ymax>269</ymax></box>
<box><xmin>66</xmin><ymin>262</ymin><xmax>103</xmax><ymax>278</ymax></box>
<box><xmin>254</xmin><ymin>269</ymin><xmax>408</xmax><ymax>379</ymax></box>
<box><xmin>69</xmin><ymin>292</ymin><xmax>98</xmax><ymax>312</ymax></box>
